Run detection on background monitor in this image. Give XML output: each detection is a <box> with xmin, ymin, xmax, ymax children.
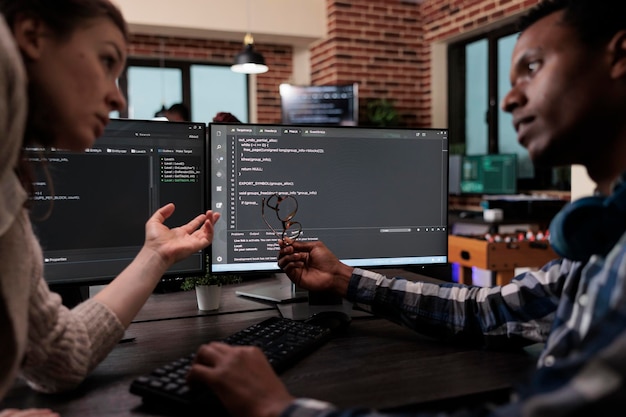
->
<box><xmin>459</xmin><ymin>153</ymin><xmax>517</xmax><ymax>195</ymax></box>
<box><xmin>279</xmin><ymin>83</ymin><xmax>359</xmax><ymax>126</ymax></box>
<box><xmin>208</xmin><ymin>123</ymin><xmax>449</xmax><ymax>281</ymax></box>
<box><xmin>26</xmin><ymin>119</ymin><xmax>207</xmax><ymax>292</ymax></box>
<box><xmin>448</xmin><ymin>154</ymin><xmax>463</xmax><ymax>195</ymax></box>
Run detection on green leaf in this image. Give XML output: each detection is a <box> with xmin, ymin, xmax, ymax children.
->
<box><xmin>180</xmin><ymin>254</ymin><xmax>242</xmax><ymax>291</ymax></box>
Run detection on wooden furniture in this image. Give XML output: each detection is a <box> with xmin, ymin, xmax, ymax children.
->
<box><xmin>2</xmin><ymin>273</ymin><xmax>535</xmax><ymax>415</ymax></box>
<box><xmin>448</xmin><ymin>235</ymin><xmax>558</xmax><ymax>286</ymax></box>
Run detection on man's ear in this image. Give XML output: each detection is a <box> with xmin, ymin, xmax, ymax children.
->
<box><xmin>12</xmin><ymin>15</ymin><xmax>46</xmax><ymax>61</ymax></box>
<box><xmin>609</xmin><ymin>30</ymin><xmax>626</xmax><ymax>79</ymax></box>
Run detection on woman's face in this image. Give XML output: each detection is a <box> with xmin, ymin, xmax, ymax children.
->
<box><xmin>19</xmin><ymin>17</ymin><xmax>127</xmax><ymax>151</ymax></box>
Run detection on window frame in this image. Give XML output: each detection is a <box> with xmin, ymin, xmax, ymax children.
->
<box><xmin>447</xmin><ymin>23</ymin><xmax>559</xmax><ymax>190</ymax></box>
<box><xmin>117</xmin><ymin>58</ymin><xmax>250</xmax><ymax>123</ymax></box>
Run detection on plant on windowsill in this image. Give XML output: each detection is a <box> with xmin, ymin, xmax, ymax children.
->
<box><xmin>181</xmin><ymin>259</ymin><xmax>242</xmax><ymax>311</ymax></box>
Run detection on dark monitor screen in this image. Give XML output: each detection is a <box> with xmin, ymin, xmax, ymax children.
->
<box><xmin>448</xmin><ymin>154</ymin><xmax>463</xmax><ymax>195</ymax></box>
<box><xmin>279</xmin><ymin>83</ymin><xmax>359</xmax><ymax>126</ymax></box>
<box><xmin>27</xmin><ymin>119</ymin><xmax>207</xmax><ymax>286</ymax></box>
<box><xmin>208</xmin><ymin>123</ymin><xmax>449</xmax><ymax>276</ymax></box>
<box><xmin>460</xmin><ymin>153</ymin><xmax>517</xmax><ymax>195</ymax></box>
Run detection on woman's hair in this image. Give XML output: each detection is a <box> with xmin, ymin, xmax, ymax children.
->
<box><xmin>0</xmin><ymin>0</ymin><xmax>128</xmax><ymax>199</ymax></box>
<box><xmin>0</xmin><ymin>0</ymin><xmax>128</xmax><ymax>45</ymax></box>
<box><xmin>1</xmin><ymin>0</ymin><xmax>128</xmax><ymax>149</ymax></box>
<box><xmin>213</xmin><ymin>112</ymin><xmax>242</xmax><ymax>123</ymax></box>
<box><xmin>167</xmin><ymin>103</ymin><xmax>190</xmax><ymax>121</ymax></box>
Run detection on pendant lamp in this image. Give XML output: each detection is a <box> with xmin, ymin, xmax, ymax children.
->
<box><xmin>231</xmin><ymin>0</ymin><xmax>268</xmax><ymax>74</ymax></box>
<box><xmin>231</xmin><ymin>33</ymin><xmax>268</xmax><ymax>74</ymax></box>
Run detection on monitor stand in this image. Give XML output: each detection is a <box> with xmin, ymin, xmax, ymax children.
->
<box><xmin>51</xmin><ymin>284</ymin><xmax>90</xmax><ymax>308</ymax></box>
<box><xmin>278</xmin><ymin>289</ymin><xmax>370</xmax><ymax>320</ymax></box>
<box><xmin>235</xmin><ymin>273</ymin><xmax>371</xmax><ymax>319</ymax></box>
<box><xmin>235</xmin><ymin>273</ymin><xmax>308</xmax><ymax>304</ymax></box>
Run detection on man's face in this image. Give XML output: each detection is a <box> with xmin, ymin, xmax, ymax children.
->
<box><xmin>501</xmin><ymin>11</ymin><xmax>617</xmax><ymax>169</ymax></box>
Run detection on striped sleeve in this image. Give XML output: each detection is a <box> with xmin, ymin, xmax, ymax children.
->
<box><xmin>345</xmin><ymin>260</ymin><xmax>572</xmax><ymax>348</ymax></box>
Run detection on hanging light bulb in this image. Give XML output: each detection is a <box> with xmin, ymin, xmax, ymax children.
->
<box><xmin>231</xmin><ymin>0</ymin><xmax>268</xmax><ymax>74</ymax></box>
<box><xmin>231</xmin><ymin>33</ymin><xmax>268</xmax><ymax>74</ymax></box>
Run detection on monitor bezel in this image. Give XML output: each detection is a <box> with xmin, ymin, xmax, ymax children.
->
<box><xmin>28</xmin><ymin>118</ymin><xmax>208</xmax><ymax>288</ymax></box>
<box><xmin>208</xmin><ymin>122</ymin><xmax>449</xmax><ymax>278</ymax></box>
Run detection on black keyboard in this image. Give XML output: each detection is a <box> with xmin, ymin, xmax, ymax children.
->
<box><xmin>129</xmin><ymin>316</ymin><xmax>333</xmax><ymax>411</ymax></box>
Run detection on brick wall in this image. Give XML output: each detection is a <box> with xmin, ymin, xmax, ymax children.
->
<box><xmin>310</xmin><ymin>0</ymin><xmax>423</xmax><ymax>126</ymax></box>
<box><xmin>127</xmin><ymin>0</ymin><xmax>538</xmax><ymax>125</ymax></box>
<box><xmin>312</xmin><ymin>0</ymin><xmax>538</xmax><ymax>127</ymax></box>
<box><xmin>419</xmin><ymin>0</ymin><xmax>538</xmax><ymax>127</ymax></box>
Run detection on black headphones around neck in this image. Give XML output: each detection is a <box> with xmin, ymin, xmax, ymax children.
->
<box><xmin>549</xmin><ymin>179</ymin><xmax>626</xmax><ymax>261</ymax></box>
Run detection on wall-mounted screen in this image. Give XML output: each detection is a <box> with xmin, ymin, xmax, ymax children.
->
<box><xmin>280</xmin><ymin>83</ymin><xmax>359</xmax><ymax>126</ymax></box>
<box><xmin>460</xmin><ymin>153</ymin><xmax>518</xmax><ymax>195</ymax></box>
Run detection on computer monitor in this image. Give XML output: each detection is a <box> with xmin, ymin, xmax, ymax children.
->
<box><xmin>460</xmin><ymin>153</ymin><xmax>517</xmax><ymax>195</ymax></box>
<box><xmin>208</xmin><ymin>123</ymin><xmax>449</xmax><ymax>308</ymax></box>
<box><xmin>279</xmin><ymin>83</ymin><xmax>359</xmax><ymax>126</ymax></box>
<box><xmin>448</xmin><ymin>154</ymin><xmax>463</xmax><ymax>195</ymax></box>
<box><xmin>26</xmin><ymin>119</ymin><xmax>207</xmax><ymax>296</ymax></box>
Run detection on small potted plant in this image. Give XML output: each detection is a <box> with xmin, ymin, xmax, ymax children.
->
<box><xmin>366</xmin><ymin>98</ymin><xmax>400</xmax><ymax>127</ymax></box>
<box><xmin>181</xmin><ymin>260</ymin><xmax>241</xmax><ymax>311</ymax></box>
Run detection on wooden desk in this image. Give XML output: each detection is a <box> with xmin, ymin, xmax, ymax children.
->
<box><xmin>2</xmin><ymin>311</ymin><xmax>276</xmax><ymax>416</ymax></box>
<box><xmin>134</xmin><ymin>270</ymin><xmax>446</xmax><ymax>323</ymax></box>
<box><xmin>133</xmin><ymin>278</ymin><xmax>280</xmax><ymax>322</ymax></box>
<box><xmin>2</xmin><ymin>275</ymin><xmax>535</xmax><ymax>415</ymax></box>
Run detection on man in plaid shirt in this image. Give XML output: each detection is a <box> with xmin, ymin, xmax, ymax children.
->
<box><xmin>188</xmin><ymin>1</ymin><xmax>626</xmax><ymax>416</ymax></box>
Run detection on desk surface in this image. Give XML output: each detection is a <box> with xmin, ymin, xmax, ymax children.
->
<box><xmin>133</xmin><ymin>277</ymin><xmax>280</xmax><ymax>322</ymax></box>
<box><xmin>2</xmin><ymin>272</ymin><xmax>535</xmax><ymax>416</ymax></box>
<box><xmin>134</xmin><ymin>269</ymin><xmax>448</xmax><ymax>322</ymax></box>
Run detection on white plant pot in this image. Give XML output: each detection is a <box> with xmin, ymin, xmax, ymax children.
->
<box><xmin>195</xmin><ymin>285</ymin><xmax>222</xmax><ymax>311</ymax></box>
